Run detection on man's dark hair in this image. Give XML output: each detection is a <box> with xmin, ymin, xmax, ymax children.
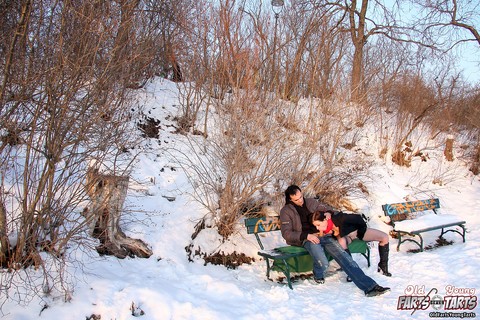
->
<box><xmin>284</xmin><ymin>185</ymin><xmax>301</xmax><ymax>204</ymax></box>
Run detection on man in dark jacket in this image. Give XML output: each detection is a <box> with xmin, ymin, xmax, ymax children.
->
<box><xmin>280</xmin><ymin>185</ymin><xmax>390</xmax><ymax>297</ymax></box>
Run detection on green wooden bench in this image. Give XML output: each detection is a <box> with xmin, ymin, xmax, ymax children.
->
<box><xmin>382</xmin><ymin>198</ymin><xmax>466</xmax><ymax>252</ymax></box>
<box><xmin>244</xmin><ymin>216</ymin><xmax>370</xmax><ymax>289</ymax></box>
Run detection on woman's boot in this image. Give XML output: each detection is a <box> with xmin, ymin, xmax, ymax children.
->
<box><xmin>378</xmin><ymin>243</ymin><xmax>392</xmax><ymax>276</ymax></box>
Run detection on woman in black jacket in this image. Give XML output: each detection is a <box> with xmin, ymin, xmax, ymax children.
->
<box><xmin>325</xmin><ymin>211</ymin><xmax>392</xmax><ymax>277</ymax></box>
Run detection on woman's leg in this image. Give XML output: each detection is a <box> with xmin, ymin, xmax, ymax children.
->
<box><xmin>362</xmin><ymin>228</ymin><xmax>391</xmax><ymax>276</ymax></box>
<box><xmin>337</xmin><ymin>236</ymin><xmax>348</xmax><ymax>249</ymax></box>
<box><xmin>361</xmin><ymin>228</ymin><xmax>389</xmax><ymax>246</ymax></box>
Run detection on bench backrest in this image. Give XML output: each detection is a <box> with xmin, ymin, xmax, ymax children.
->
<box><xmin>382</xmin><ymin>198</ymin><xmax>440</xmax><ymax>223</ymax></box>
<box><xmin>244</xmin><ymin>216</ymin><xmax>281</xmax><ymax>250</ymax></box>
<box><xmin>244</xmin><ymin>216</ymin><xmax>281</xmax><ymax>234</ymax></box>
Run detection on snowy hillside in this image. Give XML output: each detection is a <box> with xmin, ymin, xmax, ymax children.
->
<box><xmin>2</xmin><ymin>78</ymin><xmax>479</xmax><ymax>320</ymax></box>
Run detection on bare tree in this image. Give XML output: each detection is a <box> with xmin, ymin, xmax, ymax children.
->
<box><xmin>141</xmin><ymin>0</ymin><xmax>199</xmax><ymax>82</ymax></box>
<box><xmin>279</xmin><ymin>1</ymin><xmax>347</xmax><ymax>101</ymax></box>
<box><xmin>0</xmin><ymin>0</ymin><xmax>157</xmax><ymax>302</ymax></box>
<box><xmin>414</xmin><ymin>0</ymin><xmax>480</xmax><ymax>48</ymax></box>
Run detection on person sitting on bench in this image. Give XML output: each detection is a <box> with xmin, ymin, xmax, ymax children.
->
<box><xmin>323</xmin><ymin>211</ymin><xmax>392</xmax><ymax>277</ymax></box>
<box><xmin>280</xmin><ymin>185</ymin><xmax>390</xmax><ymax>297</ymax></box>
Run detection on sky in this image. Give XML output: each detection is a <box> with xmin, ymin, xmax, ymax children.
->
<box><xmin>457</xmin><ymin>44</ymin><xmax>480</xmax><ymax>84</ymax></box>
<box><xmin>1</xmin><ymin>78</ymin><xmax>479</xmax><ymax>320</ymax></box>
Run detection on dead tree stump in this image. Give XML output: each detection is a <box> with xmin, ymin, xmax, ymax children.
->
<box><xmin>470</xmin><ymin>143</ymin><xmax>480</xmax><ymax>175</ymax></box>
<box><xmin>84</xmin><ymin>169</ymin><xmax>152</xmax><ymax>259</ymax></box>
<box><xmin>444</xmin><ymin>135</ymin><xmax>454</xmax><ymax>161</ymax></box>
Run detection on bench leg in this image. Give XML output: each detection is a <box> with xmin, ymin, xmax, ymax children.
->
<box><xmin>279</xmin><ymin>259</ymin><xmax>293</xmax><ymax>290</ymax></box>
<box><xmin>440</xmin><ymin>225</ymin><xmax>466</xmax><ymax>243</ymax></box>
<box><xmin>265</xmin><ymin>258</ymin><xmax>272</xmax><ymax>279</ymax></box>
<box><xmin>265</xmin><ymin>257</ymin><xmax>294</xmax><ymax>289</ymax></box>
<box><xmin>460</xmin><ymin>225</ymin><xmax>466</xmax><ymax>242</ymax></box>
<box><xmin>397</xmin><ymin>225</ymin><xmax>466</xmax><ymax>253</ymax></box>
<box><xmin>396</xmin><ymin>232</ymin><xmax>401</xmax><ymax>251</ymax></box>
<box><xmin>365</xmin><ymin>245</ymin><xmax>371</xmax><ymax>267</ymax></box>
<box><xmin>397</xmin><ymin>232</ymin><xmax>424</xmax><ymax>251</ymax></box>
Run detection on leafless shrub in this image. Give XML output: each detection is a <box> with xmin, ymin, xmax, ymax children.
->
<box><xmin>172</xmin><ymin>97</ymin><xmax>292</xmax><ymax>239</ymax></box>
<box><xmin>175</xmin><ymin>82</ymin><xmax>211</xmax><ymax>136</ymax></box>
<box><xmin>172</xmin><ymin>86</ymin><xmax>373</xmax><ymax>242</ymax></box>
<box><xmin>0</xmin><ymin>0</ymin><xmax>149</xmax><ymax>304</ymax></box>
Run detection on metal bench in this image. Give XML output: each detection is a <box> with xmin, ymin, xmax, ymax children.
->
<box><xmin>382</xmin><ymin>198</ymin><xmax>466</xmax><ymax>252</ymax></box>
<box><xmin>245</xmin><ymin>215</ymin><xmax>370</xmax><ymax>289</ymax></box>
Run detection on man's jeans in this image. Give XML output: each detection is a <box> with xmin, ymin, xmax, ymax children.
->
<box><xmin>303</xmin><ymin>235</ymin><xmax>377</xmax><ymax>293</ymax></box>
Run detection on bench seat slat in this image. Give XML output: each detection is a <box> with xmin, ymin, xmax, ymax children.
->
<box><xmin>258</xmin><ymin>248</ymin><xmax>309</xmax><ymax>260</ymax></box>
<box><xmin>393</xmin><ymin>214</ymin><xmax>466</xmax><ymax>233</ymax></box>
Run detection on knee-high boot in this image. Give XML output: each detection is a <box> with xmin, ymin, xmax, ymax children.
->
<box><xmin>378</xmin><ymin>243</ymin><xmax>392</xmax><ymax>277</ymax></box>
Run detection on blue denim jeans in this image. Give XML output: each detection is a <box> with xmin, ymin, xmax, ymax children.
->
<box><xmin>303</xmin><ymin>239</ymin><xmax>329</xmax><ymax>280</ymax></box>
<box><xmin>304</xmin><ymin>235</ymin><xmax>377</xmax><ymax>293</ymax></box>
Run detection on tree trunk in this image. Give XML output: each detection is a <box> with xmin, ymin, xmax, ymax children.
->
<box><xmin>0</xmin><ymin>199</ymin><xmax>9</xmax><ymax>267</ymax></box>
<box><xmin>470</xmin><ymin>142</ymin><xmax>480</xmax><ymax>175</ymax></box>
<box><xmin>351</xmin><ymin>45</ymin><xmax>365</xmax><ymax>104</ymax></box>
<box><xmin>84</xmin><ymin>169</ymin><xmax>152</xmax><ymax>259</ymax></box>
<box><xmin>348</xmin><ymin>0</ymin><xmax>368</xmax><ymax>105</ymax></box>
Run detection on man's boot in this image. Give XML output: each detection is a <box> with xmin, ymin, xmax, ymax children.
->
<box><xmin>378</xmin><ymin>243</ymin><xmax>392</xmax><ymax>277</ymax></box>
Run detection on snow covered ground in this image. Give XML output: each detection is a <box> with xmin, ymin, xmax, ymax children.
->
<box><xmin>2</xmin><ymin>78</ymin><xmax>479</xmax><ymax>320</ymax></box>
